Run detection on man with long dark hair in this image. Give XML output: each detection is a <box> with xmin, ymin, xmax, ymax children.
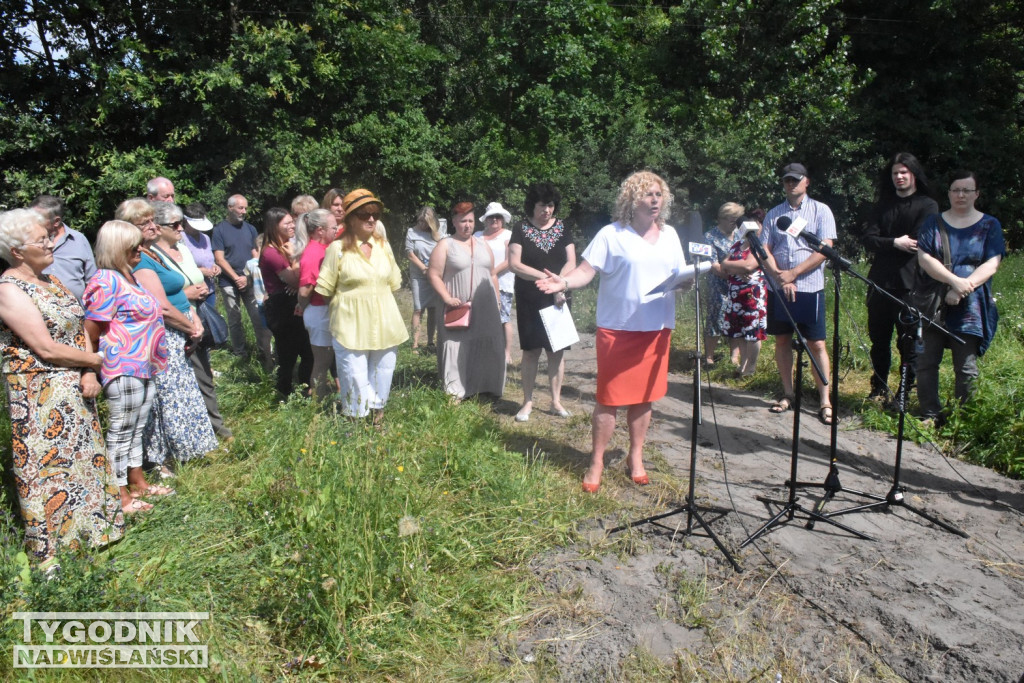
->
<box><xmin>862</xmin><ymin>152</ymin><xmax>939</xmax><ymax>402</ymax></box>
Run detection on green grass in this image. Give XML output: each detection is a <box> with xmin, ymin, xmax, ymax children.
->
<box><xmin>0</xmin><ymin>349</ymin><xmax>594</xmax><ymax>679</ymax></box>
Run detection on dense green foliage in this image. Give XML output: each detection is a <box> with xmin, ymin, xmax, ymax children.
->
<box><xmin>2</xmin><ymin>1</ymin><xmax>1021</xmax><ymax>248</ymax></box>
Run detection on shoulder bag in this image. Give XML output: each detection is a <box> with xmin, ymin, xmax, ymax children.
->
<box><xmin>153</xmin><ymin>244</ymin><xmax>229</xmax><ymax>348</ymax></box>
<box><xmin>910</xmin><ymin>217</ymin><xmax>953</xmax><ymax>323</ymax></box>
<box><xmin>444</xmin><ymin>238</ymin><xmax>474</xmax><ymax>329</ymax></box>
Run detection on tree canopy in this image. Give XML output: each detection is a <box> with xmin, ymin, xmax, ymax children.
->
<box><xmin>1</xmin><ymin>0</ymin><xmax>1020</xmax><ymax>249</ymax></box>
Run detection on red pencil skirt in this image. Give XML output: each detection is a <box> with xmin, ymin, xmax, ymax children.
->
<box><xmin>595</xmin><ymin>327</ymin><xmax>672</xmax><ymax>407</ymax></box>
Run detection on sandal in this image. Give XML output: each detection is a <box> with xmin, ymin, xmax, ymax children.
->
<box><xmin>819</xmin><ymin>405</ymin><xmax>834</xmax><ymax>425</ymax></box>
<box><xmin>123</xmin><ymin>498</ymin><xmax>153</xmax><ymax>516</ymax></box>
<box><xmin>770</xmin><ymin>395</ymin><xmax>794</xmax><ymax>413</ymax></box>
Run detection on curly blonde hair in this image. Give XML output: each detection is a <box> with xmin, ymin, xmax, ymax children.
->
<box><xmin>612</xmin><ymin>171</ymin><xmax>673</xmax><ymax>228</ymax></box>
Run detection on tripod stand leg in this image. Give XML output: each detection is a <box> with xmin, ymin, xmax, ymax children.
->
<box><xmin>740</xmin><ymin>503</ymin><xmax>794</xmax><ymax>548</ymax></box>
<box><xmin>893</xmin><ymin>500</ymin><xmax>969</xmax><ymax>538</ymax></box>
<box><xmin>687</xmin><ymin>505</ymin><xmax>742</xmax><ymax>572</ymax></box>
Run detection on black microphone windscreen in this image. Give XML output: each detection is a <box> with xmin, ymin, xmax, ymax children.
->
<box><xmin>777</xmin><ymin>216</ymin><xmax>792</xmax><ymax>230</ymax></box>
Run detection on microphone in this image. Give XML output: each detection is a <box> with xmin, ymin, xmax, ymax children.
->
<box><xmin>688</xmin><ymin>242</ymin><xmax>716</xmax><ymax>261</ymax></box>
<box><xmin>737</xmin><ymin>220</ymin><xmax>768</xmax><ymax>262</ymax></box>
<box><xmin>779</xmin><ymin>215</ymin><xmax>852</xmax><ymax>269</ymax></box>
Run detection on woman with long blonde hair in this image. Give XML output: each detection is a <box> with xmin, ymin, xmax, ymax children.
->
<box><xmin>405</xmin><ymin>205</ymin><xmax>443</xmax><ymax>351</ymax></box>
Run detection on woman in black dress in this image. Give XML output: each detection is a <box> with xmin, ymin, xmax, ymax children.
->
<box><xmin>508</xmin><ymin>182</ymin><xmax>576</xmax><ymax>421</ymax></box>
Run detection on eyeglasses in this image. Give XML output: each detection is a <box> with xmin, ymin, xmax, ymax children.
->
<box><xmin>23</xmin><ymin>236</ymin><xmax>54</xmax><ymax>248</ymax></box>
<box><xmin>353</xmin><ymin>210</ymin><xmax>381</xmax><ymax>222</ymax></box>
<box><xmin>133</xmin><ymin>218</ymin><xmax>157</xmax><ymax>228</ymax></box>
<box><xmin>949</xmin><ymin>188</ymin><xmax>977</xmax><ymax>196</ymax></box>
<box><xmin>159</xmin><ymin>220</ymin><xmax>183</xmax><ymax>229</ymax></box>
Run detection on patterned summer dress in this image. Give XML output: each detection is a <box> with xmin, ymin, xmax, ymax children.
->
<box><xmin>723</xmin><ymin>240</ymin><xmax>767</xmax><ymax>342</ymax></box>
<box><xmin>703</xmin><ymin>226</ymin><xmax>735</xmax><ymax>337</ymax></box>
<box><xmin>0</xmin><ymin>275</ymin><xmax>124</xmax><ymax>562</ymax></box>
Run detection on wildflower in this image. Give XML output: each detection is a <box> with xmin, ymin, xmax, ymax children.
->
<box><xmin>321</xmin><ymin>577</ymin><xmax>337</xmax><ymax>592</ymax></box>
<box><xmin>300</xmin><ymin>448</ymin><xmax>307</xmax><ymax>454</ymax></box>
<box><xmin>398</xmin><ymin>516</ymin><xmax>420</xmax><ymax>537</ymax></box>
<box><xmin>397</xmin><ymin>465</ymin><xmax>404</xmax><ymax>472</ymax></box>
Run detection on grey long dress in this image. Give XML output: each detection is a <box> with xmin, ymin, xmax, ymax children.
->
<box><xmin>436</xmin><ymin>237</ymin><xmax>506</xmax><ymax>398</ymax></box>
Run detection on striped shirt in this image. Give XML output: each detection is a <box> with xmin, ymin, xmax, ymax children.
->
<box><xmin>763</xmin><ymin>196</ymin><xmax>837</xmax><ymax>293</ymax></box>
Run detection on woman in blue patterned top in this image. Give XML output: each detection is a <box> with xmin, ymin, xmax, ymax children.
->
<box><xmin>916</xmin><ymin>170</ymin><xmax>1005</xmax><ymax>425</ymax></box>
<box><xmin>704</xmin><ymin>203</ymin><xmax>743</xmax><ymax>366</ymax></box>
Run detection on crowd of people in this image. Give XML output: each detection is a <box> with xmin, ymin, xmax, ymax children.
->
<box><xmin>0</xmin><ymin>158</ymin><xmax>1006</xmax><ymax>565</ymax></box>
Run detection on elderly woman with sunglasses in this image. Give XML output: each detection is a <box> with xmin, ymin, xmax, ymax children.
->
<box><xmin>315</xmin><ymin>190</ymin><xmax>407</xmax><ymax>421</ymax></box>
<box><xmin>0</xmin><ymin>209</ymin><xmax>123</xmax><ymax>569</ymax></box>
<box><xmin>115</xmin><ymin>199</ymin><xmax>218</xmax><ymax>476</ymax></box>
<box><xmin>149</xmin><ymin>202</ymin><xmax>231</xmax><ymax>439</ymax></box>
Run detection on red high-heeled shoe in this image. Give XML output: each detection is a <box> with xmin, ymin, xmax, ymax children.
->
<box><xmin>626</xmin><ymin>467</ymin><xmax>650</xmax><ymax>486</ymax></box>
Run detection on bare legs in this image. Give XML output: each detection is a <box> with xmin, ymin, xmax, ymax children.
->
<box><xmin>310</xmin><ymin>344</ymin><xmax>335</xmax><ymax>399</ymax></box>
<box><xmin>583</xmin><ymin>401</ymin><xmax>653</xmax><ymax>488</ymax></box>
<box><xmin>706</xmin><ymin>335</ymin><xmax>741</xmax><ymax>365</ymax></box>
<box><xmin>729</xmin><ymin>338</ymin><xmax>742</xmax><ymax>365</ymax></box>
<box><xmin>518</xmin><ymin>347</ymin><xmax>566</xmax><ymax>418</ymax></box>
<box><xmin>411</xmin><ymin>307</ymin><xmax>437</xmax><ymax>350</ymax></box>
<box><xmin>739</xmin><ymin>339</ymin><xmax>761</xmax><ymax>376</ymax></box>
<box><xmin>503</xmin><ymin>322</ymin><xmax>514</xmax><ymax>364</ymax></box>
<box><xmin>704</xmin><ymin>334</ymin><xmax>718</xmax><ymax>364</ymax></box>
<box><xmin>774</xmin><ymin>334</ymin><xmax>830</xmax><ymax>405</ymax></box>
<box><xmin>411</xmin><ymin>309</ymin><xmax>423</xmax><ymax>349</ymax></box>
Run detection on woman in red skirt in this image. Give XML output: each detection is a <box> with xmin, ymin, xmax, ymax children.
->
<box><xmin>537</xmin><ymin>171</ymin><xmax>684</xmax><ymax>492</ymax></box>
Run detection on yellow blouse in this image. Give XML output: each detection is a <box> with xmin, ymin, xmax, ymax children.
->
<box><xmin>314</xmin><ymin>239</ymin><xmax>409</xmax><ymax>350</ymax></box>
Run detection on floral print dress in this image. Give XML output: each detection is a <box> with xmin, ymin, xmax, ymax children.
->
<box><xmin>0</xmin><ymin>275</ymin><xmax>124</xmax><ymax>562</ymax></box>
<box><xmin>723</xmin><ymin>241</ymin><xmax>767</xmax><ymax>341</ymax></box>
<box><xmin>703</xmin><ymin>227</ymin><xmax>734</xmax><ymax>337</ymax></box>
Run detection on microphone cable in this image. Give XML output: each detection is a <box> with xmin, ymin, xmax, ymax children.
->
<box><xmin>698</xmin><ymin>360</ymin><xmax>904</xmax><ymax>676</ymax></box>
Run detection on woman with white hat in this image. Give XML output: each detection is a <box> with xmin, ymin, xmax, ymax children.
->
<box><xmin>475</xmin><ymin>202</ymin><xmax>514</xmax><ymax>364</ymax></box>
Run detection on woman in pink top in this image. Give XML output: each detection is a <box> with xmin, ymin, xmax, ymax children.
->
<box><xmin>259</xmin><ymin>208</ymin><xmax>312</xmax><ymax>398</ymax></box>
<box><xmin>84</xmin><ymin>220</ymin><xmax>170</xmax><ymax>514</ymax></box>
<box><xmin>298</xmin><ymin>209</ymin><xmax>339</xmax><ymax>399</ymax></box>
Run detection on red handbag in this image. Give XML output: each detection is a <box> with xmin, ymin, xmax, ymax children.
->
<box><xmin>444</xmin><ymin>302</ymin><xmax>472</xmax><ymax>328</ymax></box>
<box><xmin>443</xmin><ymin>237</ymin><xmax>475</xmax><ymax>329</ymax></box>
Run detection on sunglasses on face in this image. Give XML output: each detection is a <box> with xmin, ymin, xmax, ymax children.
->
<box><xmin>159</xmin><ymin>221</ymin><xmax>183</xmax><ymax>229</ymax></box>
<box><xmin>353</xmin><ymin>210</ymin><xmax>381</xmax><ymax>222</ymax></box>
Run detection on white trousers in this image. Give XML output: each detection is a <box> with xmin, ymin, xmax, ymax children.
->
<box><xmin>332</xmin><ymin>341</ymin><xmax>398</xmax><ymax>417</ymax></box>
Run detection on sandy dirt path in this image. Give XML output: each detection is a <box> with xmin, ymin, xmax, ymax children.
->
<box><xmin>504</xmin><ymin>332</ymin><xmax>1024</xmax><ymax>681</ymax></box>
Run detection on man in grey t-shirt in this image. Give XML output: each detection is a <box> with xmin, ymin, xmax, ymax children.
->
<box><xmin>211</xmin><ymin>194</ymin><xmax>272</xmax><ymax>367</ymax></box>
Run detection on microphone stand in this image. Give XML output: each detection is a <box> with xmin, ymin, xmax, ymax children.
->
<box><xmin>610</xmin><ymin>251</ymin><xmax>742</xmax><ymax>573</ymax></box>
<box><xmin>797</xmin><ymin>250</ymin><xmax>969</xmax><ymax>537</ymax></box>
<box><xmin>794</xmin><ymin>248</ymin><xmax>886</xmax><ymax>526</ymax></box>
<box><xmin>739</xmin><ymin>235</ymin><xmax>873</xmax><ymax>547</ymax></box>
